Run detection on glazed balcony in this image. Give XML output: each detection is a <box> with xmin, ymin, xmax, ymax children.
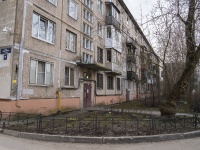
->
<box><xmin>127</xmin><ymin>54</ymin><xmax>136</xmax><ymax>63</ymax></box>
<box><xmin>105</xmin><ymin>16</ymin><xmax>120</xmax><ymax>31</ymax></box>
<box><xmin>127</xmin><ymin>71</ymin><xmax>138</xmax><ymax>81</ymax></box>
<box><xmin>105</xmin><ymin>62</ymin><xmax>122</xmax><ymax>75</ymax></box>
<box><xmin>126</xmin><ymin>37</ymin><xmax>137</xmax><ymax>49</ymax></box>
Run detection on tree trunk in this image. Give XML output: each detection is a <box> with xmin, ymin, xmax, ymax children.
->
<box><xmin>160</xmin><ymin>0</ymin><xmax>200</xmax><ymax>116</ymax></box>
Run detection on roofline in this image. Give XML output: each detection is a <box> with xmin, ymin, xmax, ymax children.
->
<box><xmin>118</xmin><ymin>0</ymin><xmax>159</xmax><ymax>60</ymax></box>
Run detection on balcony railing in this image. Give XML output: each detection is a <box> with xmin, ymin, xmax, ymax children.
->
<box><xmin>105</xmin><ymin>62</ymin><xmax>122</xmax><ymax>75</ymax></box>
<box><xmin>126</xmin><ymin>37</ymin><xmax>137</xmax><ymax>49</ymax></box>
<box><xmin>141</xmin><ymin>64</ymin><xmax>147</xmax><ymax>70</ymax></box>
<box><xmin>106</xmin><ymin>16</ymin><xmax>120</xmax><ymax>30</ymax></box>
<box><xmin>141</xmin><ymin>76</ymin><xmax>147</xmax><ymax>83</ymax></box>
<box><xmin>127</xmin><ymin>71</ymin><xmax>138</xmax><ymax>81</ymax></box>
<box><xmin>127</xmin><ymin>54</ymin><xmax>136</xmax><ymax>63</ymax></box>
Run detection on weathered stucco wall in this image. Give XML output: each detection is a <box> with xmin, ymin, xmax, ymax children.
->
<box><xmin>0</xmin><ymin>0</ymin><xmax>17</xmax><ymax>99</ymax></box>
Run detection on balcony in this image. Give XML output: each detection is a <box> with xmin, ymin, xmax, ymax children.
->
<box><xmin>105</xmin><ymin>62</ymin><xmax>122</xmax><ymax>75</ymax></box>
<box><xmin>141</xmin><ymin>76</ymin><xmax>147</xmax><ymax>83</ymax></box>
<box><xmin>141</xmin><ymin>64</ymin><xmax>147</xmax><ymax>70</ymax></box>
<box><xmin>76</xmin><ymin>62</ymin><xmax>111</xmax><ymax>71</ymax></box>
<box><xmin>127</xmin><ymin>54</ymin><xmax>136</xmax><ymax>63</ymax></box>
<box><xmin>126</xmin><ymin>37</ymin><xmax>137</xmax><ymax>49</ymax></box>
<box><xmin>127</xmin><ymin>71</ymin><xmax>138</xmax><ymax>81</ymax></box>
<box><xmin>106</xmin><ymin>16</ymin><xmax>120</xmax><ymax>31</ymax></box>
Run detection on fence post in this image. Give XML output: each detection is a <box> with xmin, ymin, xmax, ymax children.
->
<box><xmin>17</xmin><ymin>113</ymin><xmax>19</xmax><ymax>125</ymax></box>
<box><xmin>65</xmin><ymin>117</ymin><xmax>68</xmax><ymax>133</ymax></box>
<box><xmin>37</xmin><ymin>114</ymin><xmax>42</xmax><ymax>131</ymax></box>
<box><xmin>194</xmin><ymin>113</ymin><xmax>197</xmax><ymax>129</ymax></box>
<box><xmin>0</xmin><ymin>111</ymin><xmax>1</xmax><ymax>122</ymax></box>
<box><xmin>151</xmin><ymin>117</ymin><xmax>154</xmax><ymax>134</ymax></box>
<box><xmin>94</xmin><ymin>115</ymin><xmax>98</xmax><ymax>135</ymax></box>
<box><xmin>125</xmin><ymin>117</ymin><xmax>127</xmax><ymax>133</ymax></box>
<box><xmin>183</xmin><ymin>115</ymin><xmax>186</xmax><ymax>128</ymax></box>
<box><xmin>26</xmin><ymin>114</ymin><xmax>29</xmax><ymax>127</ymax></box>
<box><xmin>52</xmin><ymin>118</ymin><xmax>55</xmax><ymax>130</ymax></box>
<box><xmin>136</xmin><ymin>118</ymin><xmax>139</xmax><ymax>134</ymax></box>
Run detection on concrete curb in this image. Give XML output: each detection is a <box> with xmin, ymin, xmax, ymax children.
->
<box><xmin>1</xmin><ymin>129</ymin><xmax>200</xmax><ymax>144</ymax></box>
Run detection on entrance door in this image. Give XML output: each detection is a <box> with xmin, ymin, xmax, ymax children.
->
<box><xmin>83</xmin><ymin>83</ymin><xmax>92</xmax><ymax>108</ymax></box>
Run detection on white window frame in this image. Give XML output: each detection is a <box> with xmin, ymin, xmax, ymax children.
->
<box><xmin>83</xmin><ymin>22</ymin><xmax>93</xmax><ymax>37</ymax></box>
<box><xmin>83</xmin><ymin>9</ymin><xmax>93</xmax><ymax>23</ymax></box>
<box><xmin>82</xmin><ymin>52</ymin><xmax>93</xmax><ymax>64</ymax></box>
<box><xmin>97</xmin><ymin>22</ymin><xmax>103</xmax><ymax>38</ymax></box>
<box><xmin>68</xmin><ymin>0</ymin><xmax>78</xmax><ymax>20</ymax></box>
<box><xmin>65</xmin><ymin>67</ymin><xmax>76</xmax><ymax>87</ymax></box>
<box><xmin>48</xmin><ymin>0</ymin><xmax>57</xmax><ymax>6</ymax></box>
<box><xmin>97</xmin><ymin>0</ymin><xmax>103</xmax><ymax>14</ymax></box>
<box><xmin>83</xmin><ymin>37</ymin><xmax>93</xmax><ymax>51</ymax></box>
<box><xmin>30</xmin><ymin>59</ymin><xmax>54</xmax><ymax>86</ymax></box>
<box><xmin>66</xmin><ymin>30</ymin><xmax>76</xmax><ymax>52</ymax></box>
<box><xmin>83</xmin><ymin>0</ymin><xmax>93</xmax><ymax>10</ymax></box>
<box><xmin>32</xmin><ymin>13</ymin><xmax>55</xmax><ymax>43</ymax></box>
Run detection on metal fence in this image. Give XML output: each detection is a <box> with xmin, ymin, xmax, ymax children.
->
<box><xmin>0</xmin><ymin>111</ymin><xmax>199</xmax><ymax>136</ymax></box>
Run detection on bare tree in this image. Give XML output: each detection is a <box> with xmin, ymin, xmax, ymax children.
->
<box><xmin>144</xmin><ymin>0</ymin><xmax>200</xmax><ymax>116</ymax></box>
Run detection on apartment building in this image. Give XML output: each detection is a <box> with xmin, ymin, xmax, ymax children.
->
<box><xmin>0</xmin><ymin>0</ymin><xmax>160</xmax><ymax>114</ymax></box>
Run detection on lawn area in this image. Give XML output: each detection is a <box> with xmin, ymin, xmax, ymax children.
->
<box><xmin>106</xmin><ymin>99</ymin><xmax>194</xmax><ymax>113</ymax></box>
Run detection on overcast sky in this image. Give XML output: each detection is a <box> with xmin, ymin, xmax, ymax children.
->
<box><xmin>123</xmin><ymin>0</ymin><xmax>158</xmax><ymax>25</ymax></box>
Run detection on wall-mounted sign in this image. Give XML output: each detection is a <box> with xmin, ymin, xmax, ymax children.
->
<box><xmin>1</xmin><ymin>47</ymin><xmax>12</xmax><ymax>60</ymax></box>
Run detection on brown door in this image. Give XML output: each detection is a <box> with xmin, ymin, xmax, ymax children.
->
<box><xmin>83</xmin><ymin>83</ymin><xmax>92</xmax><ymax>108</ymax></box>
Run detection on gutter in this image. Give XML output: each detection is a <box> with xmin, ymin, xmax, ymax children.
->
<box><xmin>17</xmin><ymin>0</ymin><xmax>27</xmax><ymax>100</ymax></box>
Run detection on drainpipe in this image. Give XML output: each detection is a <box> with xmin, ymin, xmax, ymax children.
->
<box><xmin>17</xmin><ymin>0</ymin><xmax>27</xmax><ymax>100</ymax></box>
<box><xmin>56</xmin><ymin>0</ymin><xmax>64</xmax><ymax>113</ymax></box>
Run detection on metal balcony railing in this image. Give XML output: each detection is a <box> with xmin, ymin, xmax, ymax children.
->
<box><xmin>105</xmin><ymin>16</ymin><xmax>120</xmax><ymax>30</ymax></box>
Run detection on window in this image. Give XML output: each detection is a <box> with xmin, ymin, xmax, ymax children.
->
<box><xmin>83</xmin><ymin>37</ymin><xmax>93</xmax><ymax>51</ymax></box>
<box><xmin>65</xmin><ymin>67</ymin><xmax>75</xmax><ymax>86</ymax></box>
<box><xmin>30</xmin><ymin>59</ymin><xmax>54</xmax><ymax>85</ymax></box>
<box><xmin>97</xmin><ymin>22</ymin><xmax>103</xmax><ymax>37</ymax></box>
<box><xmin>83</xmin><ymin>23</ymin><xmax>93</xmax><ymax>37</ymax></box>
<box><xmin>32</xmin><ymin>13</ymin><xmax>55</xmax><ymax>43</ymax></box>
<box><xmin>83</xmin><ymin>9</ymin><xmax>93</xmax><ymax>23</ymax></box>
<box><xmin>107</xmin><ymin>50</ymin><xmax>111</xmax><ymax>62</ymax></box>
<box><xmin>107</xmin><ymin>76</ymin><xmax>114</xmax><ymax>89</ymax></box>
<box><xmin>48</xmin><ymin>0</ymin><xmax>57</xmax><ymax>5</ymax></box>
<box><xmin>109</xmin><ymin>6</ymin><xmax>119</xmax><ymax>22</ymax></box>
<box><xmin>66</xmin><ymin>30</ymin><xmax>76</xmax><ymax>52</ymax></box>
<box><xmin>83</xmin><ymin>0</ymin><xmax>93</xmax><ymax>10</ymax></box>
<box><xmin>97</xmin><ymin>47</ymin><xmax>103</xmax><ymax>63</ymax></box>
<box><xmin>106</xmin><ymin>26</ymin><xmax>112</xmax><ymax>38</ymax></box>
<box><xmin>97</xmin><ymin>0</ymin><xmax>103</xmax><ymax>14</ymax></box>
<box><xmin>68</xmin><ymin>0</ymin><xmax>78</xmax><ymax>19</ymax></box>
<box><xmin>97</xmin><ymin>73</ymin><xmax>103</xmax><ymax>89</ymax></box>
<box><xmin>117</xmin><ymin>78</ymin><xmax>120</xmax><ymax>90</ymax></box>
<box><xmin>82</xmin><ymin>52</ymin><xmax>93</xmax><ymax>64</ymax></box>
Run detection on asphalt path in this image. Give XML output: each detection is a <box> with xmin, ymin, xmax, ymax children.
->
<box><xmin>0</xmin><ymin>134</ymin><xmax>200</xmax><ymax>150</ymax></box>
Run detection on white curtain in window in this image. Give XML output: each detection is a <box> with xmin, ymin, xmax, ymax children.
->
<box><xmin>30</xmin><ymin>59</ymin><xmax>37</xmax><ymax>84</ymax></box>
<box><xmin>37</xmin><ymin>61</ymin><xmax>45</xmax><ymax>84</ymax></box>
<box><xmin>39</xmin><ymin>19</ymin><xmax>47</xmax><ymax>40</ymax></box>
<box><xmin>46</xmin><ymin>63</ymin><xmax>53</xmax><ymax>85</ymax></box>
<box><xmin>48</xmin><ymin>21</ymin><xmax>54</xmax><ymax>43</ymax></box>
<box><xmin>32</xmin><ymin>13</ymin><xmax>39</xmax><ymax>37</ymax></box>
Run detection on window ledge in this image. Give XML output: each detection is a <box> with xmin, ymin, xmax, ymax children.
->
<box><xmin>61</xmin><ymin>86</ymin><xmax>77</xmax><ymax>89</ymax></box>
<box><xmin>67</xmin><ymin>14</ymin><xmax>78</xmax><ymax>21</ymax></box>
<box><xmin>29</xmin><ymin>84</ymin><xmax>53</xmax><ymax>87</ymax></box>
<box><xmin>65</xmin><ymin>48</ymin><xmax>76</xmax><ymax>53</ymax></box>
<box><xmin>31</xmin><ymin>35</ymin><xmax>55</xmax><ymax>45</ymax></box>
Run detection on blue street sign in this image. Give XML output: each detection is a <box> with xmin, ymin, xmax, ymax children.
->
<box><xmin>1</xmin><ymin>47</ymin><xmax>12</xmax><ymax>54</ymax></box>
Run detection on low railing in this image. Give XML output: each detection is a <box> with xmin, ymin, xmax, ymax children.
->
<box><xmin>0</xmin><ymin>111</ymin><xmax>199</xmax><ymax>136</ymax></box>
